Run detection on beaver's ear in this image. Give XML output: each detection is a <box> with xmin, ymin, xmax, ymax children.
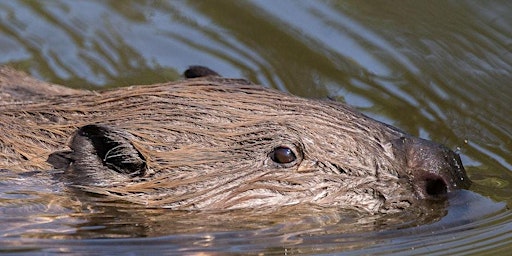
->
<box><xmin>183</xmin><ymin>65</ymin><xmax>220</xmax><ymax>78</ymax></box>
<box><xmin>48</xmin><ymin>124</ymin><xmax>147</xmax><ymax>185</ymax></box>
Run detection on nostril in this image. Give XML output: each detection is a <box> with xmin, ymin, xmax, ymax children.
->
<box><xmin>414</xmin><ymin>172</ymin><xmax>450</xmax><ymax>199</ymax></box>
<box><xmin>425</xmin><ymin>177</ymin><xmax>448</xmax><ymax>197</ymax></box>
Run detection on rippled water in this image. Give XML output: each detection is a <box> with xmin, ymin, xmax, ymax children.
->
<box><xmin>0</xmin><ymin>1</ymin><xmax>511</xmax><ymax>255</ymax></box>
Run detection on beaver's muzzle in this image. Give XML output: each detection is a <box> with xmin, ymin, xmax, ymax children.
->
<box><xmin>391</xmin><ymin>136</ymin><xmax>471</xmax><ymax>199</ymax></box>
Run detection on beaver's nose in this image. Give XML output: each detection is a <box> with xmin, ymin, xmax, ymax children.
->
<box><xmin>391</xmin><ymin>137</ymin><xmax>471</xmax><ymax>199</ymax></box>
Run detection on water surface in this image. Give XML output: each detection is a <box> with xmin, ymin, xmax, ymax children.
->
<box><xmin>0</xmin><ymin>1</ymin><xmax>511</xmax><ymax>255</ymax></box>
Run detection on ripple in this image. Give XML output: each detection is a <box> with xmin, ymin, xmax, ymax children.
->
<box><xmin>0</xmin><ymin>191</ymin><xmax>509</xmax><ymax>255</ymax></box>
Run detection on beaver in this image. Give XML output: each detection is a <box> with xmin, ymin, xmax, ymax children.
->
<box><xmin>0</xmin><ymin>66</ymin><xmax>470</xmax><ymax>214</ymax></box>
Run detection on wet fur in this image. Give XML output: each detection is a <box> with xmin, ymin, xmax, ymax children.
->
<box><xmin>0</xmin><ymin>67</ymin><xmax>469</xmax><ymax>213</ymax></box>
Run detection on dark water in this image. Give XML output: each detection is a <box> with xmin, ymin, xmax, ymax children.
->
<box><xmin>0</xmin><ymin>1</ymin><xmax>511</xmax><ymax>255</ymax></box>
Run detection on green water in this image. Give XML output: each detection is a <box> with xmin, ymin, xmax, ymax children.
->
<box><xmin>0</xmin><ymin>1</ymin><xmax>511</xmax><ymax>254</ymax></box>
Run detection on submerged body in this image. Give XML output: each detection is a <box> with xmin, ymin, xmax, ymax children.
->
<box><xmin>0</xmin><ymin>67</ymin><xmax>470</xmax><ymax>214</ymax></box>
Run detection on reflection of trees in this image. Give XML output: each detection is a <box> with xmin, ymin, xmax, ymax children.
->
<box><xmin>183</xmin><ymin>1</ymin><xmax>355</xmax><ymax>98</ymax></box>
<box><xmin>0</xmin><ymin>1</ymin><xmax>179</xmax><ymax>88</ymax></box>
<box><xmin>1</xmin><ymin>1</ymin><xmax>350</xmax><ymax>96</ymax></box>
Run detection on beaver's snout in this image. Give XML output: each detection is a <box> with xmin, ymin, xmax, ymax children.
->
<box><xmin>391</xmin><ymin>137</ymin><xmax>471</xmax><ymax>199</ymax></box>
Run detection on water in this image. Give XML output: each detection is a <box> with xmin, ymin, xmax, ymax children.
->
<box><xmin>1</xmin><ymin>1</ymin><xmax>511</xmax><ymax>254</ymax></box>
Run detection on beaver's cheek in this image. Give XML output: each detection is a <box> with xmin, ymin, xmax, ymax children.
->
<box><xmin>296</xmin><ymin>160</ymin><xmax>318</xmax><ymax>173</ymax></box>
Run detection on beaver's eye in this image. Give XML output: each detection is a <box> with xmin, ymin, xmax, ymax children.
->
<box><xmin>270</xmin><ymin>146</ymin><xmax>297</xmax><ymax>164</ymax></box>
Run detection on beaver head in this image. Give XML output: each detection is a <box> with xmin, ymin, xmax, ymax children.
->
<box><xmin>42</xmin><ymin>67</ymin><xmax>470</xmax><ymax>214</ymax></box>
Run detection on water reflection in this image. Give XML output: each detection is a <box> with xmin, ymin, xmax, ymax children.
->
<box><xmin>0</xmin><ymin>0</ymin><xmax>511</xmax><ymax>254</ymax></box>
<box><xmin>0</xmin><ymin>190</ymin><xmax>507</xmax><ymax>254</ymax></box>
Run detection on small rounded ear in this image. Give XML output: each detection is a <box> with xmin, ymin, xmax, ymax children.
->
<box><xmin>183</xmin><ymin>66</ymin><xmax>220</xmax><ymax>78</ymax></box>
<box><xmin>48</xmin><ymin>124</ymin><xmax>147</xmax><ymax>185</ymax></box>
<box><xmin>74</xmin><ymin>124</ymin><xmax>147</xmax><ymax>176</ymax></box>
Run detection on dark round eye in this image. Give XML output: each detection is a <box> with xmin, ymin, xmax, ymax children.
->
<box><xmin>270</xmin><ymin>146</ymin><xmax>297</xmax><ymax>164</ymax></box>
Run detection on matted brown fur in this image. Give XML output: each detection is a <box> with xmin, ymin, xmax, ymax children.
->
<box><xmin>0</xmin><ymin>67</ymin><xmax>470</xmax><ymax>214</ymax></box>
